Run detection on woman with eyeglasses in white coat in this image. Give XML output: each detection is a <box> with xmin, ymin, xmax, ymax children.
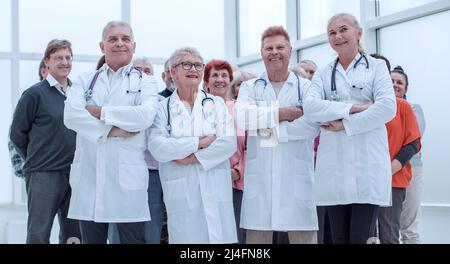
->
<box><xmin>148</xmin><ymin>47</ymin><xmax>237</xmax><ymax>244</ymax></box>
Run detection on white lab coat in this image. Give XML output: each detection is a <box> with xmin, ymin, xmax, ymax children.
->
<box><xmin>148</xmin><ymin>88</ymin><xmax>237</xmax><ymax>244</ymax></box>
<box><xmin>64</xmin><ymin>63</ymin><xmax>159</xmax><ymax>222</ymax></box>
<box><xmin>236</xmin><ymin>72</ymin><xmax>319</xmax><ymax>231</ymax></box>
<box><xmin>303</xmin><ymin>54</ymin><xmax>396</xmax><ymax>206</ymax></box>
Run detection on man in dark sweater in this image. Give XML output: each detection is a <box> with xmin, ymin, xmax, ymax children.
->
<box><xmin>10</xmin><ymin>39</ymin><xmax>81</xmax><ymax>244</ymax></box>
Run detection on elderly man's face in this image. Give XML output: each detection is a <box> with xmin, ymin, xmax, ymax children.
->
<box><xmin>134</xmin><ymin>62</ymin><xmax>153</xmax><ymax>76</ymax></box>
<box><xmin>300</xmin><ymin>63</ymin><xmax>316</xmax><ymax>80</ymax></box>
<box><xmin>261</xmin><ymin>35</ymin><xmax>292</xmax><ymax>74</ymax></box>
<box><xmin>100</xmin><ymin>25</ymin><xmax>136</xmax><ymax>71</ymax></box>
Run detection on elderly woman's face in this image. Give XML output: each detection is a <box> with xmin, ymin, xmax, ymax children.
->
<box><xmin>171</xmin><ymin>54</ymin><xmax>204</xmax><ymax>88</ymax></box>
<box><xmin>205</xmin><ymin>68</ymin><xmax>231</xmax><ymax>99</ymax></box>
<box><xmin>327</xmin><ymin>16</ymin><xmax>362</xmax><ymax>55</ymax></box>
<box><xmin>391</xmin><ymin>72</ymin><xmax>407</xmax><ymax>98</ymax></box>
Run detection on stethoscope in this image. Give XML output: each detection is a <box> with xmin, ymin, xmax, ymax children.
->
<box><xmin>85</xmin><ymin>66</ymin><xmax>143</xmax><ymax>101</ymax></box>
<box><xmin>253</xmin><ymin>72</ymin><xmax>302</xmax><ymax>108</ymax></box>
<box><xmin>330</xmin><ymin>53</ymin><xmax>369</xmax><ymax>102</ymax></box>
<box><xmin>166</xmin><ymin>89</ymin><xmax>215</xmax><ymax>135</ymax></box>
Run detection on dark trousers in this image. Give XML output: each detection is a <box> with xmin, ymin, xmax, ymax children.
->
<box><xmin>232</xmin><ymin>188</ymin><xmax>246</xmax><ymax>244</ymax></box>
<box><xmin>317</xmin><ymin>206</ymin><xmax>333</xmax><ymax>244</ymax></box>
<box><xmin>108</xmin><ymin>169</ymin><xmax>164</xmax><ymax>244</ymax></box>
<box><xmin>378</xmin><ymin>187</ymin><xmax>406</xmax><ymax>244</ymax></box>
<box><xmin>25</xmin><ymin>171</ymin><xmax>81</xmax><ymax>244</ymax></box>
<box><xmin>327</xmin><ymin>203</ymin><xmax>379</xmax><ymax>244</ymax></box>
<box><xmin>81</xmin><ymin>221</ymin><xmax>145</xmax><ymax>244</ymax></box>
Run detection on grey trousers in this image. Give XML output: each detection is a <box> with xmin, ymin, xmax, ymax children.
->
<box><xmin>378</xmin><ymin>187</ymin><xmax>407</xmax><ymax>244</ymax></box>
<box><xmin>246</xmin><ymin>230</ymin><xmax>317</xmax><ymax>244</ymax></box>
<box><xmin>400</xmin><ymin>166</ymin><xmax>423</xmax><ymax>244</ymax></box>
<box><xmin>25</xmin><ymin>171</ymin><xmax>81</xmax><ymax>244</ymax></box>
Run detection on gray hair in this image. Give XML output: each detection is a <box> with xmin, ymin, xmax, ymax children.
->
<box><xmin>163</xmin><ymin>59</ymin><xmax>170</xmax><ymax>71</ymax></box>
<box><xmin>102</xmin><ymin>21</ymin><xmax>134</xmax><ymax>40</ymax></box>
<box><xmin>133</xmin><ymin>56</ymin><xmax>153</xmax><ymax>66</ymax></box>
<box><xmin>133</xmin><ymin>56</ymin><xmax>153</xmax><ymax>74</ymax></box>
<box><xmin>299</xmin><ymin>60</ymin><xmax>318</xmax><ymax>70</ymax></box>
<box><xmin>327</xmin><ymin>13</ymin><xmax>361</xmax><ymax>29</ymax></box>
<box><xmin>168</xmin><ymin>47</ymin><xmax>204</xmax><ymax>69</ymax></box>
<box><xmin>327</xmin><ymin>13</ymin><xmax>364</xmax><ymax>53</ymax></box>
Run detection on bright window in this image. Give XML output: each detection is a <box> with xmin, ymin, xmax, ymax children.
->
<box><xmin>0</xmin><ymin>0</ymin><xmax>11</xmax><ymax>51</ymax></box>
<box><xmin>19</xmin><ymin>0</ymin><xmax>121</xmax><ymax>54</ymax></box>
<box><xmin>378</xmin><ymin>0</ymin><xmax>438</xmax><ymax>16</ymax></box>
<box><xmin>131</xmin><ymin>0</ymin><xmax>225</xmax><ymax>59</ymax></box>
<box><xmin>0</xmin><ymin>60</ymin><xmax>13</xmax><ymax>204</ymax></box>
<box><xmin>238</xmin><ymin>0</ymin><xmax>286</xmax><ymax>57</ymax></box>
<box><xmin>299</xmin><ymin>0</ymin><xmax>360</xmax><ymax>39</ymax></box>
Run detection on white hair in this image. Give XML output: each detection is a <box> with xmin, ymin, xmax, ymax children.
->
<box><xmin>168</xmin><ymin>47</ymin><xmax>203</xmax><ymax>69</ymax></box>
<box><xmin>102</xmin><ymin>21</ymin><xmax>134</xmax><ymax>40</ymax></box>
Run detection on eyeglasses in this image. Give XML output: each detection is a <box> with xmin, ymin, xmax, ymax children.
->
<box><xmin>174</xmin><ymin>61</ymin><xmax>204</xmax><ymax>71</ymax></box>
<box><xmin>51</xmin><ymin>55</ymin><xmax>73</xmax><ymax>62</ymax></box>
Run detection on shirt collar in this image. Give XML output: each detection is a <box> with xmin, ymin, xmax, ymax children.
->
<box><xmin>262</xmin><ymin>71</ymin><xmax>296</xmax><ymax>85</ymax></box>
<box><xmin>103</xmin><ymin>63</ymin><xmax>133</xmax><ymax>77</ymax></box>
<box><xmin>46</xmin><ymin>74</ymin><xmax>71</xmax><ymax>90</ymax></box>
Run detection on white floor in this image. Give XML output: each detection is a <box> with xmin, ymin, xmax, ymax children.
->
<box><xmin>1</xmin><ymin>203</ymin><xmax>449</xmax><ymax>244</ymax></box>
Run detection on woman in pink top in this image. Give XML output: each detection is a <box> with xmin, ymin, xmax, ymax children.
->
<box><xmin>204</xmin><ymin>60</ymin><xmax>247</xmax><ymax>243</ymax></box>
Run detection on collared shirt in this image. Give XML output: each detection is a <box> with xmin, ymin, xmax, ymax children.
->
<box><xmin>104</xmin><ymin>63</ymin><xmax>129</xmax><ymax>87</ymax></box>
<box><xmin>46</xmin><ymin>74</ymin><xmax>71</xmax><ymax>96</ymax></box>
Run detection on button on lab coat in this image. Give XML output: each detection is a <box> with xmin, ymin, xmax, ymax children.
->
<box><xmin>64</xmin><ymin>64</ymin><xmax>159</xmax><ymax>222</ymax></box>
<box><xmin>148</xmin><ymin>89</ymin><xmax>237</xmax><ymax>244</ymax></box>
<box><xmin>303</xmin><ymin>54</ymin><xmax>396</xmax><ymax>206</ymax></box>
<box><xmin>235</xmin><ymin>72</ymin><xmax>319</xmax><ymax>231</ymax></box>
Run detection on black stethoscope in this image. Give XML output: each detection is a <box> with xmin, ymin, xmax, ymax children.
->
<box><xmin>85</xmin><ymin>66</ymin><xmax>143</xmax><ymax>101</ymax></box>
<box><xmin>253</xmin><ymin>72</ymin><xmax>302</xmax><ymax>108</ymax></box>
<box><xmin>166</xmin><ymin>89</ymin><xmax>215</xmax><ymax>135</ymax></box>
<box><xmin>330</xmin><ymin>53</ymin><xmax>369</xmax><ymax>102</ymax></box>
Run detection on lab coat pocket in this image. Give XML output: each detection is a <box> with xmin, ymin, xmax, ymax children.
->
<box><xmin>294</xmin><ymin>159</ymin><xmax>314</xmax><ymax>201</ymax></box>
<box><xmin>163</xmin><ymin>178</ymin><xmax>191</xmax><ymax>212</ymax></box>
<box><xmin>119</xmin><ymin>164</ymin><xmax>148</xmax><ymax>190</ymax></box>
<box><xmin>213</xmin><ymin>169</ymin><xmax>233</xmax><ymax>202</ymax></box>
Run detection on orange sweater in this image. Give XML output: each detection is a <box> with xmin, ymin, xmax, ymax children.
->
<box><xmin>385</xmin><ymin>98</ymin><xmax>421</xmax><ymax>188</ymax></box>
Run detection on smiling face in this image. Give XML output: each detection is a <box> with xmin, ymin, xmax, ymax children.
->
<box><xmin>170</xmin><ymin>54</ymin><xmax>204</xmax><ymax>90</ymax></box>
<box><xmin>100</xmin><ymin>25</ymin><xmax>136</xmax><ymax>71</ymax></box>
<box><xmin>391</xmin><ymin>72</ymin><xmax>407</xmax><ymax>98</ymax></box>
<box><xmin>205</xmin><ymin>68</ymin><xmax>231</xmax><ymax>99</ymax></box>
<box><xmin>327</xmin><ymin>15</ymin><xmax>362</xmax><ymax>55</ymax></box>
<box><xmin>44</xmin><ymin>48</ymin><xmax>72</xmax><ymax>80</ymax></box>
<box><xmin>261</xmin><ymin>35</ymin><xmax>292</xmax><ymax>74</ymax></box>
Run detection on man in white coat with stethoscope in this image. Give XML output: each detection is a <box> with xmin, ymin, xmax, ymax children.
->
<box><xmin>64</xmin><ymin>21</ymin><xmax>159</xmax><ymax>244</ymax></box>
<box><xmin>148</xmin><ymin>47</ymin><xmax>237</xmax><ymax>244</ymax></box>
<box><xmin>235</xmin><ymin>26</ymin><xmax>319</xmax><ymax>244</ymax></box>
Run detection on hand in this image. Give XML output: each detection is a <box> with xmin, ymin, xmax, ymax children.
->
<box><xmin>86</xmin><ymin>105</ymin><xmax>102</xmax><ymax>119</ymax></box>
<box><xmin>173</xmin><ymin>154</ymin><xmax>198</xmax><ymax>165</ymax></box>
<box><xmin>107</xmin><ymin>126</ymin><xmax>139</xmax><ymax>138</ymax></box>
<box><xmin>279</xmin><ymin>106</ymin><xmax>303</xmax><ymax>122</ymax></box>
<box><xmin>321</xmin><ymin>119</ymin><xmax>345</xmax><ymax>132</ymax></box>
<box><xmin>231</xmin><ymin>168</ymin><xmax>240</xmax><ymax>181</ymax></box>
<box><xmin>391</xmin><ymin>159</ymin><xmax>402</xmax><ymax>175</ymax></box>
<box><xmin>198</xmin><ymin>134</ymin><xmax>216</xmax><ymax>150</ymax></box>
<box><xmin>350</xmin><ymin>101</ymin><xmax>373</xmax><ymax>114</ymax></box>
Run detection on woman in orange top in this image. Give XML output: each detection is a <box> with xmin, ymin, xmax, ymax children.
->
<box><xmin>378</xmin><ymin>65</ymin><xmax>421</xmax><ymax>244</ymax></box>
